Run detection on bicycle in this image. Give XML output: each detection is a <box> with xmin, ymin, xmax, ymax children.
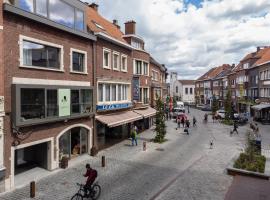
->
<box><xmin>71</xmin><ymin>182</ymin><xmax>101</xmax><ymax>200</ymax></box>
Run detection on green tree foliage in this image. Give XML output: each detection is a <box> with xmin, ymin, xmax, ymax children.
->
<box><xmin>154</xmin><ymin>97</ymin><xmax>166</xmax><ymax>143</ymax></box>
<box><xmin>224</xmin><ymin>90</ymin><xmax>232</xmax><ymax>120</ymax></box>
<box><xmin>212</xmin><ymin>94</ymin><xmax>219</xmax><ymax>114</ymax></box>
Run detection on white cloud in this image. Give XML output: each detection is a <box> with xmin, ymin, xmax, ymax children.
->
<box><xmin>85</xmin><ymin>0</ymin><xmax>270</xmax><ymax>79</ymax></box>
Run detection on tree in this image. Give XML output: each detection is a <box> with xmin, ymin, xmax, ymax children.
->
<box><xmin>154</xmin><ymin>97</ymin><xmax>166</xmax><ymax>143</ymax></box>
<box><xmin>212</xmin><ymin>94</ymin><xmax>219</xmax><ymax>115</ymax></box>
<box><xmin>224</xmin><ymin>90</ymin><xmax>232</xmax><ymax>120</ymax></box>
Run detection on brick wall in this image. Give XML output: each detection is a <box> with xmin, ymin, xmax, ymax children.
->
<box><xmin>133</xmin><ymin>50</ymin><xmax>150</xmax><ymax>87</ymax></box>
<box><xmin>3</xmin><ymin>13</ymin><xmax>95</xmax><ymax>178</ymax></box>
<box><xmin>0</xmin><ymin>0</ymin><xmax>3</xmax><ymax>97</ymax></box>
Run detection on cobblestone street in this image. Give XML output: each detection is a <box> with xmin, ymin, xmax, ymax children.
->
<box><xmin>0</xmin><ymin>108</ymin><xmax>253</xmax><ymax>200</ymax></box>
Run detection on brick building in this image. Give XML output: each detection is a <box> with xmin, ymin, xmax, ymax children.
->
<box><xmin>1</xmin><ymin>0</ymin><xmax>96</xmax><ymax>192</ymax></box>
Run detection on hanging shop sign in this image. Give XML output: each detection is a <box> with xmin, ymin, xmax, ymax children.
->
<box><xmin>132</xmin><ymin>77</ymin><xmax>140</xmax><ymax>101</ymax></box>
<box><xmin>97</xmin><ymin>103</ymin><xmax>132</xmax><ymax>111</ymax></box>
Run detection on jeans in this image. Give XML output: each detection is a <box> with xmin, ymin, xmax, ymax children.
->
<box><xmin>132</xmin><ymin>138</ymin><xmax>137</xmax><ymax>146</ymax></box>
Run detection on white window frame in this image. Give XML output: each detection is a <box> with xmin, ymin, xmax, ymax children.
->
<box><xmin>143</xmin><ymin>62</ymin><xmax>149</xmax><ymax>76</ymax></box>
<box><xmin>70</xmin><ymin>48</ymin><xmax>87</xmax><ymax>74</ymax></box>
<box><xmin>97</xmin><ymin>81</ymin><xmax>131</xmax><ymax>105</ymax></box>
<box><xmin>19</xmin><ymin>35</ymin><xmax>64</xmax><ymax>72</ymax></box>
<box><xmin>103</xmin><ymin>48</ymin><xmax>111</xmax><ymax>69</ymax></box>
<box><xmin>121</xmin><ymin>54</ymin><xmax>128</xmax><ymax>72</ymax></box>
<box><xmin>112</xmin><ymin>51</ymin><xmax>120</xmax><ymax>71</ymax></box>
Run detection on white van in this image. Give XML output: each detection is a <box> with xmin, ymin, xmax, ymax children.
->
<box><xmin>176</xmin><ymin>101</ymin><xmax>184</xmax><ymax>108</ymax></box>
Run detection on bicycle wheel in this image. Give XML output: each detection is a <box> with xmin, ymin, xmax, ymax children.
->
<box><xmin>91</xmin><ymin>184</ymin><xmax>101</xmax><ymax>200</ymax></box>
<box><xmin>71</xmin><ymin>193</ymin><xmax>83</xmax><ymax>200</ymax></box>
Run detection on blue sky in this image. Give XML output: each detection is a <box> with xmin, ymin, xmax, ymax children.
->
<box><xmin>185</xmin><ymin>0</ymin><xmax>202</xmax><ymax>8</ymax></box>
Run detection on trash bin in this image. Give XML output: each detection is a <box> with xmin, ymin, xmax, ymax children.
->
<box><xmin>60</xmin><ymin>156</ymin><xmax>69</xmax><ymax>169</ymax></box>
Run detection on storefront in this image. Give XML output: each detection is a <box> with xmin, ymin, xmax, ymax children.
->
<box><xmin>252</xmin><ymin>104</ymin><xmax>270</xmax><ymax>124</ymax></box>
<box><xmin>59</xmin><ymin>127</ymin><xmax>89</xmax><ymax>160</ymax></box>
<box><xmin>96</xmin><ymin>110</ymin><xmax>143</xmax><ymax>149</ymax></box>
<box><xmin>133</xmin><ymin>107</ymin><xmax>156</xmax><ymax>132</ymax></box>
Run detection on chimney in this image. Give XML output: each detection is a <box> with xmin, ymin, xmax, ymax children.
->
<box><xmin>125</xmin><ymin>20</ymin><xmax>136</xmax><ymax>35</ymax></box>
<box><xmin>89</xmin><ymin>3</ymin><xmax>99</xmax><ymax>11</ymax></box>
<box><xmin>113</xmin><ymin>19</ymin><xmax>120</xmax><ymax>29</ymax></box>
<box><xmin>257</xmin><ymin>46</ymin><xmax>261</xmax><ymax>52</ymax></box>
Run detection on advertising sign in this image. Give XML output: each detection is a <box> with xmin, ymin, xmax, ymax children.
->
<box><xmin>133</xmin><ymin>77</ymin><xmax>140</xmax><ymax>101</ymax></box>
<box><xmin>97</xmin><ymin>103</ymin><xmax>132</xmax><ymax>111</ymax></box>
<box><xmin>58</xmin><ymin>89</ymin><xmax>71</xmax><ymax>117</ymax></box>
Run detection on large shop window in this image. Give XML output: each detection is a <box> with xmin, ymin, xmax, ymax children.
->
<box><xmin>98</xmin><ymin>83</ymin><xmax>129</xmax><ymax>103</ymax></box>
<box><xmin>18</xmin><ymin>0</ymin><xmax>85</xmax><ymax>31</ymax></box>
<box><xmin>17</xmin><ymin>87</ymin><xmax>93</xmax><ymax>126</ymax></box>
<box><xmin>22</xmin><ymin>40</ymin><xmax>61</xmax><ymax>70</ymax></box>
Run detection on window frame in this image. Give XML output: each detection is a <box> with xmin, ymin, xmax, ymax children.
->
<box><xmin>143</xmin><ymin>62</ymin><xmax>149</xmax><ymax>76</ymax></box>
<box><xmin>19</xmin><ymin>35</ymin><xmax>64</xmax><ymax>72</ymax></box>
<box><xmin>70</xmin><ymin>48</ymin><xmax>88</xmax><ymax>74</ymax></box>
<box><xmin>121</xmin><ymin>54</ymin><xmax>128</xmax><ymax>72</ymax></box>
<box><xmin>103</xmin><ymin>48</ymin><xmax>111</xmax><ymax>69</ymax></box>
<box><xmin>112</xmin><ymin>51</ymin><xmax>120</xmax><ymax>71</ymax></box>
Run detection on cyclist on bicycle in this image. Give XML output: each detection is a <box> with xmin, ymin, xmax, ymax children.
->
<box><xmin>84</xmin><ymin>163</ymin><xmax>97</xmax><ymax>197</ymax></box>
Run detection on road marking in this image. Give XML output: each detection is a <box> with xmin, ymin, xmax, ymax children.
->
<box><xmin>149</xmin><ymin>155</ymin><xmax>205</xmax><ymax>200</ymax></box>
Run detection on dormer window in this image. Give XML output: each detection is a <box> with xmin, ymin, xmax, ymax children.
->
<box><xmin>131</xmin><ymin>39</ymin><xmax>143</xmax><ymax>50</ymax></box>
<box><xmin>243</xmin><ymin>63</ymin><xmax>249</xmax><ymax>69</ymax></box>
<box><xmin>93</xmin><ymin>22</ymin><xmax>105</xmax><ymax>30</ymax></box>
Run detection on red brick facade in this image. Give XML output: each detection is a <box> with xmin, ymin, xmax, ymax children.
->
<box><xmin>0</xmin><ymin>0</ymin><xmax>3</xmax><ymax>97</ymax></box>
<box><xmin>3</xmin><ymin>12</ymin><xmax>95</xmax><ymax>185</ymax></box>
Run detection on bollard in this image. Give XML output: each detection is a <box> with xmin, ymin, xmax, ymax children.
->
<box><xmin>30</xmin><ymin>181</ymin><xmax>35</xmax><ymax>198</ymax></box>
<box><xmin>143</xmin><ymin>141</ymin><xmax>146</xmax><ymax>151</ymax></box>
<box><xmin>102</xmin><ymin>155</ymin><xmax>105</xmax><ymax>167</ymax></box>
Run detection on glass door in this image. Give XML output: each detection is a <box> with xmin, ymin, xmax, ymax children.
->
<box><xmin>80</xmin><ymin>128</ymin><xmax>88</xmax><ymax>154</ymax></box>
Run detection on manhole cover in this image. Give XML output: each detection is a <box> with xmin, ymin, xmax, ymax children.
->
<box><xmin>156</xmin><ymin>148</ymin><xmax>165</xmax><ymax>151</ymax></box>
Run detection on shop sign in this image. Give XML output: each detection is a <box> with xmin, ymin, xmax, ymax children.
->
<box><xmin>58</xmin><ymin>89</ymin><xmax>71</xmax><ymax>117</ymax></box>
<box><xmin>133</xmin><ymin>77</ymin><xmax>140</xmax><ymax>101</ymax></box>
<box><xmin>97</xmin><ymin>103</ymin><xmax>132</xmax><ymax>111</ymax></box>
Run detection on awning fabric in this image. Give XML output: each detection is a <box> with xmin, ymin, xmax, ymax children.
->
<box><xmin>133</xmin><ymin>107</ymin><xmax>157</xmax><ymax>118</ymax></box>
<box><xmin>252</xmin><ymin>104</ymin><xmax>270</xmax><ymax>111</ymax></box>
<box><xmin>95</xmin><ymin>111</ymin><xmax>143</xmax><ymax>128</ymax></box>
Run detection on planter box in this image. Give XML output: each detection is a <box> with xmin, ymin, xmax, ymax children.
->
<box><xmin>60</xmin><ymin>157</ymin><xmax>69</xmax><ymax>169</ymax></box>
<box><xmin>227</xmin><ymin>167</ymin><xmax>270</xmax><ymax>180</ymax></box>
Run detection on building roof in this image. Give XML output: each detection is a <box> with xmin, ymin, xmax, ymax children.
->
<box><xmin>86</xmin><ymin>6</ymin><xmax>127</xmax><ymax>44</ymax></box>
<box><xmin>197</xmin><ymin>64</ymin><xmax>231</xmax><ymax>81</ymax></box>
<box><xmin>253</xmin><ymin>48</ymin><xmax>270</xmax><ymax>66</ymax></box>
<box><xmin>233</xmin><ymin>47</ymin><xmax>270</xmax><ymax>71</ymax></box>
<box><xmin>150</xmin><ymin>56</ymin><xmax>166</xmax><ymax>72</ymax></box>
<box><xmin>178</xmin><ymin>80</ymin><xmax>195</xmax><ymax>85</ymax></box>
<box><xmin>197</xmin><ymin>68</ymin><xmax>216</xmax><ymax>81</ymax></box>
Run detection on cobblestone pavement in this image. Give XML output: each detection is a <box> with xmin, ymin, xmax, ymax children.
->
<box><xmin>0</xmin><ymin>108</ymin><xmax>255</xmax><ymax>200</ymax></box>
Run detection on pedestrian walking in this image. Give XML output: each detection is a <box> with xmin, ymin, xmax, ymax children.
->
<box><xmin>186</xmin><ymin>120</ymin><xmax>190</xmax><ymax>128</ymax></box>
<box><xmin>169</xmin><ymin>111</ymin><xmax>173</xmax><ymax>120</ymax></box>
<box><xmin>232</xmin><ymin>121</ymin><xmax>238</xmax><ymax>134</ymax></box>
<box><xmin>204</xmin><ymin>113</ymin><xmax>208</xmax><ymax>123</ymax></box>
<box><xmin>255</xmin><ymin>123</ymin><xmax>259</xmax><ymax>136</ymax></box>
<box><xmin>210</xmin><ymin>140</ymin><xmax>214</xmax><ymax>149</ymax></box>
<box><xmin>193</xmin><ymin>116</ymin><xmax>197</xmax><ymax>127</ymax></box>
<box><xmin>181</xmin><ymin>117</ymin><xmax>185</xmax><ymax>128</ymax></box>
<box><xmin>131</xmin><ymin>128</ymin><xmax>138</xmax><ymax>146</ymax></box>
<box><xmin>177</xmin><ymin>117</ymin><xmax>181</xmax><ymax>129</ymax></box>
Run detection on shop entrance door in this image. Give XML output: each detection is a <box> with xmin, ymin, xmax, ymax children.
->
<box><xmin>15</xmin><ymin>142</ymin><xmax>48</xmax><ymax>175</ymax></box>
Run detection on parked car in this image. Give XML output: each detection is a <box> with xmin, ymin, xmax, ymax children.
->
<box><xmin>201</xmin><ymin>105</ymin><xmax>211</xmax><ymax>111</ymax></box>
<box><xmin>173</xmin><ymin>107</ymin><xmax>185</xmax><ymax>118</ymax></box>
<box><xmin>216</xmin><ymin>109</ymin><xmax>226</xmax><ymax>119</ymax></box>
<box><xmin>235</xmin><ymin>113</ymin><xmax>248</xmax><ymax>125</ymax></box>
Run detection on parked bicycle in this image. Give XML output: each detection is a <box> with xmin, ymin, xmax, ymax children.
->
<box><xmin>71</xmin><ymin>182</ymin><xmax>101</xmax><ymax>200</ymax></box>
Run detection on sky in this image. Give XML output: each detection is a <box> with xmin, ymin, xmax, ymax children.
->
<box><xmin>85</xmin><ymin>0</ymin><xmax>270</xmax><ymax>80</ymax></box>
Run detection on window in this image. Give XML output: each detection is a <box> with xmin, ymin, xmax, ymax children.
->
<box><xmin>112</xmin><ymin>85</ymin><xmax>117</xmax><ymax>101</ymax></box>
<box><xmin>98</xmin><ymin>83</ymin><xmax>130</xmax><ymax>103</ymax></box>
<box><xmin>21</xmin><ymin>88</ymin><xmax>45</xmax><ymax>120</ymax></box>
<box><xmin>103</xmin><ymin>48</ymin><xmax>111</xmax><ymax>69</ymax></box>
<box><xmin>113</xmin><ymin>52</ymin><xmax>120</xmax><ymax>70</ymax></box>
<box><xmin>143</xmin><ymin>62</ymin><xmax>149</xmax><ymax>75</ymax></box>
<box><xmin>185</xmin><ymin>88</ymin><xmax>188</xmax><ymax>95</ymax></box>
<box><xmin>143</xmin><ymin>88</ymin><xmax>149</xmax><ymax>104</ymax></box>
<box><xmin>176</xmin><ymin>86</ymin><xmax>178</xmax><ymax>93</ymax></box>
<box><xmin>20</xmin><ymin>36</ymin><xmax>63</xmax><ymax>71</ymax></box>
<box><xmin>47</xmin><ymin>89</ymin><xmax>58</xmax><ymax>117</ymax></box>
<box><xmin>98</xmin><ymin>84</ymin><xmax>103</xmax><ymax>102</ymax></box>
<box><xmin>18</xmin><ymin>0</ymin><xmax>85</xmax><ymax>31</ymax></box>
<box><xmin>134</xmin><ymin>60</ymin><xmax>142</xmax><ymax>75</ymax></box>
<box><xmin>243</xmin><ymin>63</ymin><xmax>249</xmax><ymax>69</ymax></box>
<box><xmin>75</xmin><ymin>10</ymin><xmax>84</xmax><ymax>31</ymax></box>
<box><xmin>81</xmin><ymin>89</ymin><xmax>92</xmax><ymax>113</ymax></box>
<box><xmin>71</xmin><ymin>49</ymin><xmax>87</xmax><ymax>73</ymax></box>
<box><xmin>131</xmin><ymin>39</ymin><xmax>143</xmax><ymax>50</ymax></box>
<box><xmin>36</xmin><ymin>0</ymin><xmax>47</xmax><ymax>17</ymax></box>
<box><xmin>71</xmin><ymin>90</ymin><xmax>80</xmax><ymax>114</ymax></box>
<box><xmin>105</xmin><ymin>84</ymin><xmax>111</xmax><ymax>101</ymax></box>
<box><xmin>190</xmin><ymin>88</ymin><xmax>193</xmax><ymax>94</ymax></box>
<box><xmin>121</xmin><ymin>55</ymin><xmax>127</xmax><ymax>72</ymax></box>
<box><xmin>19</xmin><ymin>0</ymin><xmax>34</xmax><ymax>12</ymax></box>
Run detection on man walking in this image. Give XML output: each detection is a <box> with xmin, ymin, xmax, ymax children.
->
<box><xmin>193</xmin><ymin>116</ymin><xmax>197</xmax><ymax>127</ymax></box>
<box><xmin>232</xmin><ymin>121</ymin><xmax>238</xmax><ymax>134</ymax></box>
<box><xmin>181</xmin><ymin>117</ymin><xmax>185</xmax><ymax>128</ymax></box>
<box><xmin>177</xmin><ymin>117</ymin><xmax>181</xmax><ymax>129</ymax></box>
<box><xmin>131</xmin><ymin>127</ymin><xmax>138</xmax><ymax>146</ymax></box>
